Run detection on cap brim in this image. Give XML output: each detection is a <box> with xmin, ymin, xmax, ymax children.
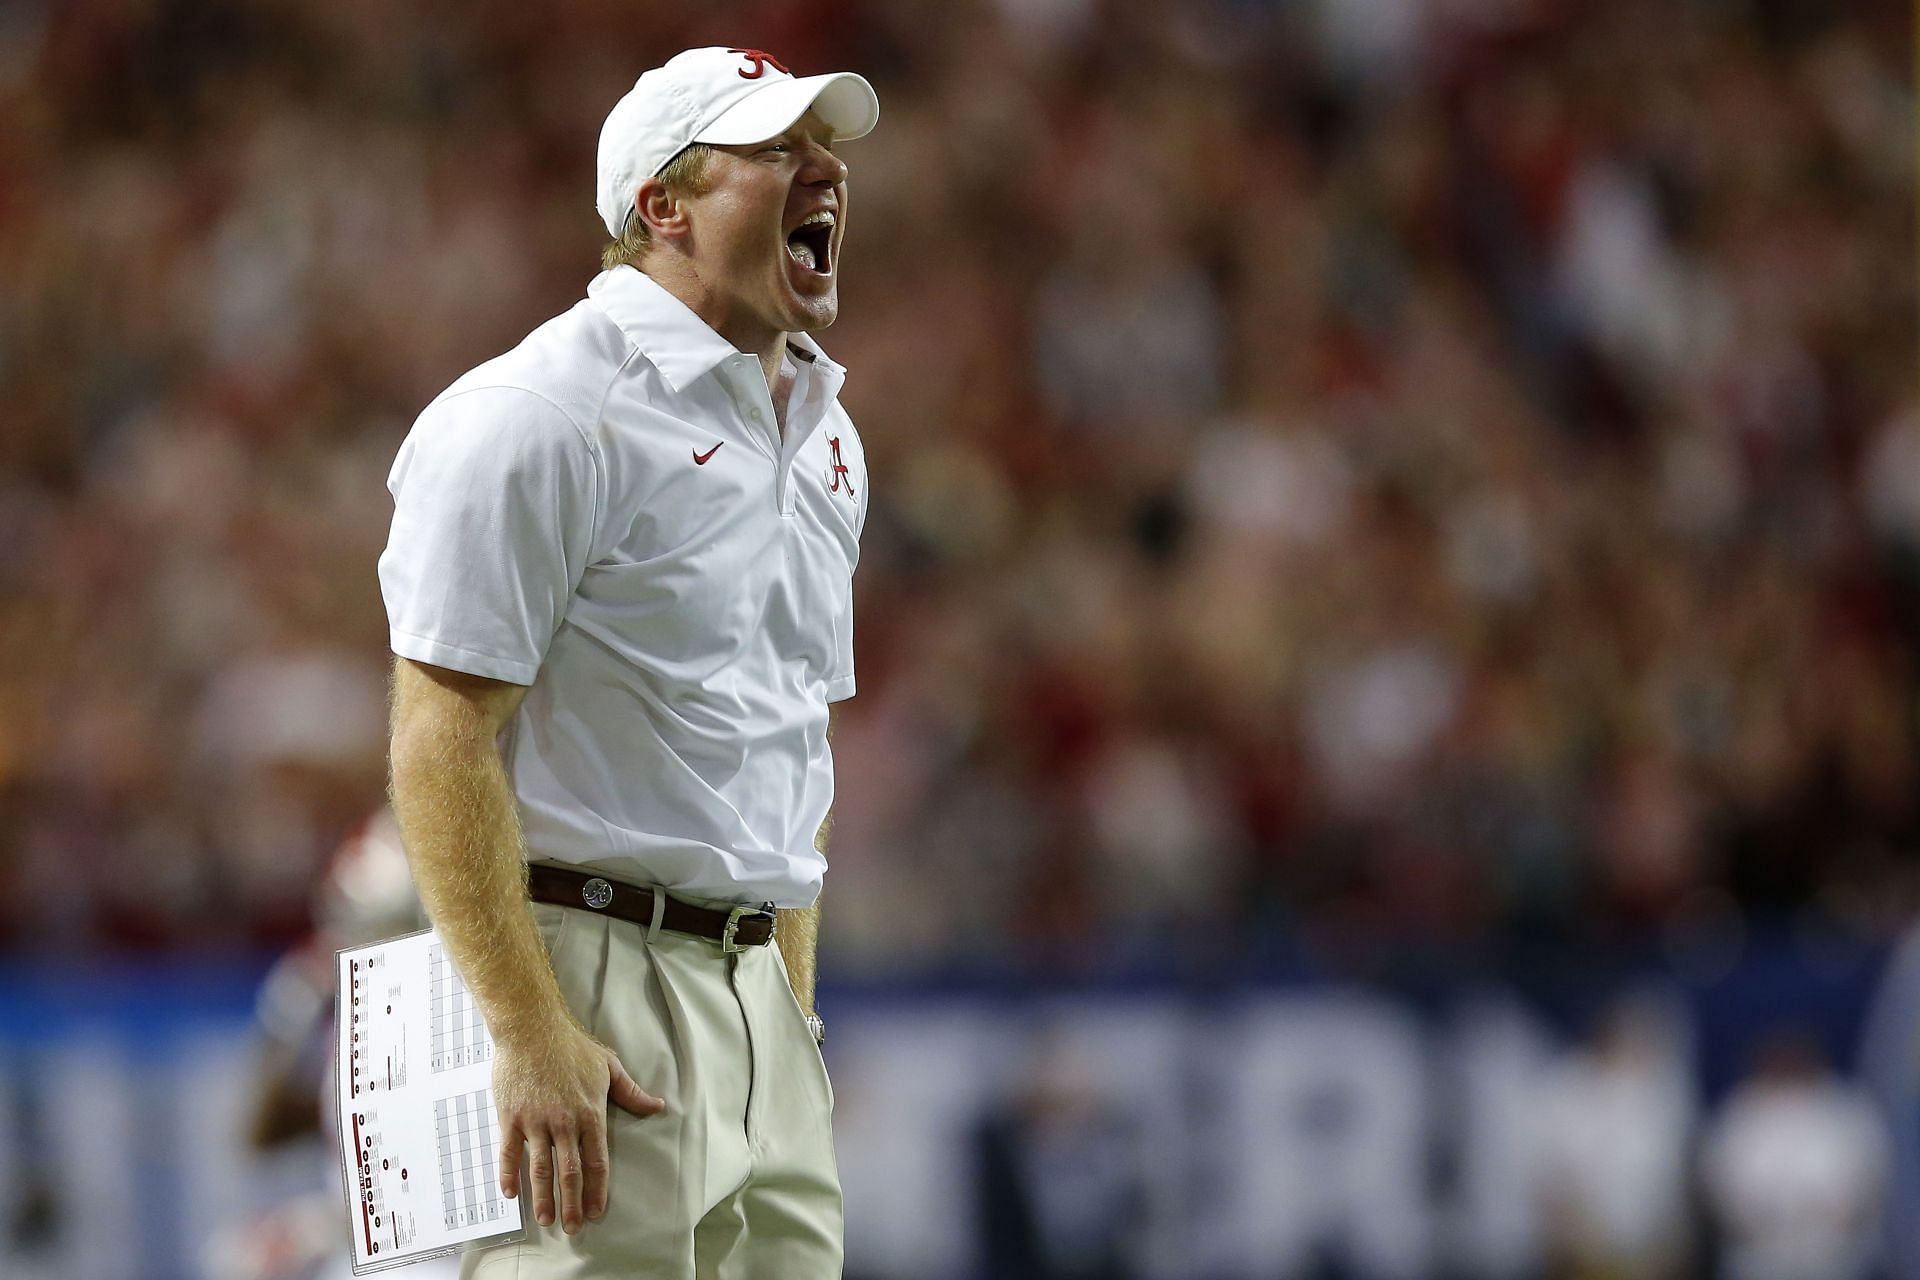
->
<box><xmin>692</xmin><ymin>72</ymin><xmax>880</xmax><ymax>149</ymax></box>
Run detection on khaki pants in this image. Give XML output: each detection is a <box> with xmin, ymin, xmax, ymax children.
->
<box><xmin>462</xmin><ymin>894</ymin><xmax>841</xmax><ymax>1279</ymax></box>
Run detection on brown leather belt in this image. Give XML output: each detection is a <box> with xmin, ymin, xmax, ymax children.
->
<box><xmin>525</xmin><ymin>865</ymin><xmax>776</xmax><ymax>951</ymax></box>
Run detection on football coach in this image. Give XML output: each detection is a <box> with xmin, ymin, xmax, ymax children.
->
<box><xmin>380</xmin><ymin>46</ymin><xmax>877</xmax><ymax>1279</ymax></box>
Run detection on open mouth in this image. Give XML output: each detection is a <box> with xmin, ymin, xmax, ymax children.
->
<box><xmin>786</xmin><ymin>210</ymin><xmax>834</xmax><ymax>276</ymax></box>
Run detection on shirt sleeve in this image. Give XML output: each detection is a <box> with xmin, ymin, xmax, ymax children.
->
<box><xmin>826</xmin><ymin>597</ymin><xmax>856</xmax><ymax>703</ymax></box>
<box><xmin>378</xmin><ymin>386</ymin><xmax>601</xmax><ymax>685</ymax></box>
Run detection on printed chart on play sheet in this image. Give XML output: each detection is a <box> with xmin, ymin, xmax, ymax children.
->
<box><xmin>336</xmin><ymin>929</ymin><xmax>523</xmax><ymax>1274</ymax></box>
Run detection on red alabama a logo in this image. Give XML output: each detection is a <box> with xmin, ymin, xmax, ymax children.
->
<box><xmin>826</xmin><ymin>436</ymin><xmax>855</xmax><ymax>499</ymax></box>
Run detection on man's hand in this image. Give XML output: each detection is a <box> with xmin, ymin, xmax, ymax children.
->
<box><xmin>494</xmin><ymin>1023</ymin><xmax>665</xmax><ymax>1233</ymax></box>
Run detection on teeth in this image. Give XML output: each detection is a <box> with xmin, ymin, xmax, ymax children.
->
<box><xmin>788</xmin><ymin>240</ymin><xmax>818</xmax><ymax>270</ymax></box>
<box><xmin>797</xmin><ymin>211</ymin><xmax>835</xmax><ymax>230</ymax></box>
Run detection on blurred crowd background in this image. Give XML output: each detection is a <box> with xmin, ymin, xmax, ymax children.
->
<box><xmin>1</xmin><ymin>0</ymin><xmax>1916</xmax><ymax>1277</ymax></box>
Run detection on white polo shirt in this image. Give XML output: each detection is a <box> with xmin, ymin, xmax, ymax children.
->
<box><xmin>379</xmin><ymin>266</ymin><xmax>867</xmax><ymax>907</ymax></box>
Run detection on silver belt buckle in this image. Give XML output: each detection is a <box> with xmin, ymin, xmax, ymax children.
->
<box><xmin>721</xmin><ymin>902</ymin><xmax>773</xmax><ymax>952</ymax></box>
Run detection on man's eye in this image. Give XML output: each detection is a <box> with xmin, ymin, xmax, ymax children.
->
<box><xmin>765</xmin><ymin>143</ymin><xmax>790</xmax><ymax>155</ymax></box>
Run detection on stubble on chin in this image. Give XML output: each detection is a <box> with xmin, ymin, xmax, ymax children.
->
<box><xmin>784</xmin><ymin>287</ymin><xmax>838</xmax><ymax>334</ymax></box>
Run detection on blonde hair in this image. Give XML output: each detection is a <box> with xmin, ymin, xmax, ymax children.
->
<box><xmin>601</xmin><ymin>144</ymin><xmax>718</xmax><ymax>270</ymax></box>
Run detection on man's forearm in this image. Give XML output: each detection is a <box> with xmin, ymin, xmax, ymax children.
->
<box><xmin>776</xmin><ymin>901</ymin><xmax>819</xmax><ymax>1014</ymax></box>
<box><xmin>778</xmin><ymin>802</ymin><xmax>832</xmax><ymax>1014</ymax></box>
<box><xmin>390</xmin><ymin>721</ymin><xmax>571</xmax><ymax>1050</ymax></box>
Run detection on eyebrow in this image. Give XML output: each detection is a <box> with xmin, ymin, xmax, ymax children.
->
<box><xmin>746</xmin><ymin>123</ymin><xmax>836</xmax><ymax>154</ymax></box>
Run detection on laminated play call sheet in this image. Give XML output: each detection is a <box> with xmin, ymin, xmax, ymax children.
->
<box><xmin>336</xmin><ymin>929</ymin><xmax>523</xmax><ymax>1272</ymax></box>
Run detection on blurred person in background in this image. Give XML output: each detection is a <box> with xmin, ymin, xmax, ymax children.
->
<box><xmin>380</xmin><ymin>45</ymin><xmax>876</xmax><ymax>1280</ymax></box>
<box><xmin>1530</xmin><ymin>993</ymin><xmax>1695</xmax><ymax>1280</ymax></box>
<box><xmin>244</xmin><ymin>811</ymin><xmax>417</xmax><ymax>1166</ymax></box>
<box><xmin>1700</xmin><ymin>1028</ymin><xmax>1890</xmax><ymax>1280</ymax></box>
<box><xmin>974</xmin><ymin>1040</ymin><xmax>1147</xmax><ymax>1280</ymax></box>
<box><xmin>204</xmin><ymin>810</ymin><xmax>460</xmax><ymax>1280</ymax></box>
<box><xmin>1861</xmin><ymin>921</ymin><xmax>1920</xmax><ymax>1280</ymax></box>
<box><xmin>0</xmin><ymin>1069</ymin><xmax>57</xmax><ymax>1279</ymax></box>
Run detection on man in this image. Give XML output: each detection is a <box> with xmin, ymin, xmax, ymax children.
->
<box><xmin>379</xmin><ymin>46</ymin><xmax>877</xmax><ymax>1279</ymax></box>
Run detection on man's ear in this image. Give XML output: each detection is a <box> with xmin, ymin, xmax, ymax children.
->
<box><xmin>635</xmin><ymin>178</ymin><xmax>689</xmax><ymax>243</ymax></box>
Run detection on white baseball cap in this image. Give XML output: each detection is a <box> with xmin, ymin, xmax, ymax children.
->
<box><xmin>595</xmin><ymin>46</ymin><xmax>881</xmax><ymax>239</ymax></box>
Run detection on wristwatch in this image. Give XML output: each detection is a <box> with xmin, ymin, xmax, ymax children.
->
<box><xmin>804</xmin><ymin>1013</ymin><xmax>826</xmax><ymax>1046</ymax></box>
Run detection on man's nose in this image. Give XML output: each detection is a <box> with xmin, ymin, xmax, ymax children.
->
<box><xmin>800</xmin><ymin>144</ymin><xmax>847</xmax><ymax>186</ymax></box>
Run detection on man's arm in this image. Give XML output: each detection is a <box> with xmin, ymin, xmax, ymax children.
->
<box><xmin>776</xmin><ymin>897</ymin><xmax>820</xmax><ymax>1015</ymax></box>
<box><xmin>776</xmin><ymin>705</ymin><xmax>837</xmax><ymax>1015</ymax></box>
<box><xmin>388</xmin><ymin>657</ymin><xmax>662</xmax><ymax>1235</ymax></box>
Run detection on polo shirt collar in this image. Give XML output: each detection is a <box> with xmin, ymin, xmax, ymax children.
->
<box><xmin>589</xmin><ymin>267</ymin><xmax>737</xmax><ymax>392</ymax></box>
<box><xmin>588</xmin><ymin>265</ymin><xmax>847</xmax><ymax>393</ymax></box>
<box><xmin>786</xmin><ymin>329</ymin><xmax>845</xmax><ymax>380</ymax></box>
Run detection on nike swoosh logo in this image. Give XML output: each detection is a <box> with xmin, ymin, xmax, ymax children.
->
<box><xmin>693</xmin><ymin>443</ymin><xmax>723</xmax><ymax>465</ymax></box>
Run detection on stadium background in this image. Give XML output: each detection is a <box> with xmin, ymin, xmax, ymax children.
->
<box><xmin>2</xmin><ymin>0</ymin><xmax>1917</xmax><ymax>1276</ymax></box>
